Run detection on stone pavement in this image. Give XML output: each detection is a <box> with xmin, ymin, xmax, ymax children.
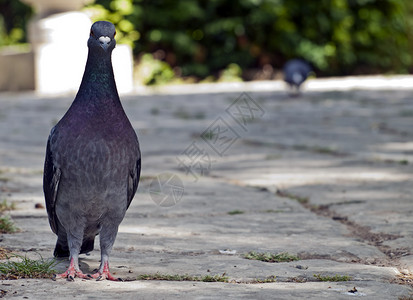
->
<box><xmin>0</xmin><ymin>78</ymin><xmax>412</xmax><ymax>299</ymax></box>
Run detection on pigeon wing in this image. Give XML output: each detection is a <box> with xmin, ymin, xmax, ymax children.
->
<box><xmin>127</xmin><ymin>156</ymin><xmax>141</xmax><ymax>209</ymax></box>
<box><xmin>43</xmin><ymin>133</ymin><xmax>61</xmax><ymax>234</ymax></box>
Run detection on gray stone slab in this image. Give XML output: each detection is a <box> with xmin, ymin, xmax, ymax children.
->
<box><xmin>0</xmin><ymin>82</ymin><xmax>412</xmax><ymax>298</ymax></box>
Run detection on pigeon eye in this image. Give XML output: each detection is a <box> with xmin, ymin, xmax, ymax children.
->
<box><xmin>114</xmin><ymin>31</ymin><xmax>116</xmax><ymax>37</ymax></box>
<box><xmin>90</xmin><ymin>29</ymin><xmax>95</xmax><ymax>37</ymax></box>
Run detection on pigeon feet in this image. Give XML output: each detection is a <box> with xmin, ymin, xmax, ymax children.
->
<box><xmin>53</xmin><ymin>258</ymin><xmax>90</xmax><ymax>281</ymax></box>
<box><xmin>90</xmin><ymin>261</ymin><xmax>122</xmax><ymax>281</ymax></box>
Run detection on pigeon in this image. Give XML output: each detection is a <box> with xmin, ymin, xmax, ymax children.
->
<box><xmin>283</xmin><ymin>59</ymin><xmax>312</xmax><ymax>95</ymax></box>
<box><xmin>43</xmin><ymin>21</ymin><xmax>141</xmax><ymax>281</ymax></box>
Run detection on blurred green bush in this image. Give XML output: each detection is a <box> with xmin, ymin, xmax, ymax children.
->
<box><xmin>1</xmin><ymin>0</ymin><xmax>412</xmax><ymax>83</ymax></box>
<box><xmin>134</xmin><ymin>53</ymin><xmax>175</xmax><ymax>85</ymax></box>
<box><xmin>0</xmin><ymin>0</ymin><xmax>32</xmax><ymax>46</ymax></box>
<box><xmin>84</xmin><ymin>0</ymin><xmax>412</xmax><ymax>78</ymax></box>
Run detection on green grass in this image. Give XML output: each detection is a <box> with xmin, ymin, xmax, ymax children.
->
<box><xmin>265</xmin><ymin>154</ymin><xmax>282</xmax><ymax>160</ymax></box>
<box><xmin>251</xmin><ymin>275</ymin><xmax>277</xmax><ymax>283</ymax></box>
<box><xmin>150</xmin><ymin>107</ymin><xmax>160</xmax><ymax>115</ymax></box>
<box><xmin>383</xmin><ymin>159</ymin><xmax>409</xmax><ymax>165</ymax></box>
<box><xmin>313</xmin><ymin>273</ymin><xmax>352</xmax><ymax>282</ymax></box>
<box><xmin>261</xmin><ymin>209</ymin><xmax>284</xmax><ymax>213</ymax></box>
<box><xmin>244</xmin><ymin>251</ymin><xmax>300</xmax><ymax>263</ymax></box>
<box><xmin>174</xmin><ymin>110</ymin><xmax>205</xmax><ymax>120</ymax></box>
<box><xmin>399</xmin><ymin>110</ymin><xmax>413</xmax><ymax>117</ymax></box>
<box><xmin>276</xmin><ymin>189</ymin><xmax>309</xmax><ymax>204</ymax></box>
<box><xmin>139</xmin><ymin>175</ymin><xmax>158</xmax><ymax>181</ymax></box>
<box><xmin>0</xmin><ymin>216</ymin><xmax>18</xmax><ymax>233</ymax></box>
<box><xmin>311</xmin><ymin>146</ymin><xmax>341</xmax><ymax>155</ymax></box>
<box><xmin>137</xmin><ymin>272</ymin><xmax>229</xmax><ymax>282</ymax></box>
<box><xmin>194</xmin><ymin>112</ymin><xmax>206</xmax><ymax>119</ymax></box>
<box><xmin>0</xmin><ymin>199</ymin><xmax>15</xmax><ymax>213</ymax></box>
<box><xmin>0</xmin><ymin>176</ymin><xmax>9</xmax><ymax>183</ymax></box>
<box><xmin>289</xmin><ymin>144</ymin><xmax>345</xmax><ymax>156</ymax></box>
<box><xmin>227</xmin><ymin>210</ymin><xmax>245</xmax><ymax>215</ymax></box>
<box><xmin>201</xmin><ymin>130</ymin><xmax>216</xmax><ymax>140</ymax></box>
<box><xmin>0</xmin><ymin>247</ymin><xmax>9</xmax><ymax>260</ymax></box>
<box><xmin>0</xmin><ymin>254</ymin><xmax>57</xmax><ymax>279</ymax></box>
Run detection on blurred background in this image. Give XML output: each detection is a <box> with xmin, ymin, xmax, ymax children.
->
<box><xmin>0</xmin><ymin>0</ymin><xmax>412</xmax><ymax>91</ymax></box>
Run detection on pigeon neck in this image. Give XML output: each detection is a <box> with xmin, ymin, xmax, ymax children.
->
<box><xmin>77</xmin><ymin>51</ymin><xmax>119</xmax><ymax>102</ymax></box>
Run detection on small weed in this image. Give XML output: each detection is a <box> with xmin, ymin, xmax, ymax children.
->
<box><xmin>201</xmin><ymin>130</ymin><xmax>216</xmax><ymax>140</ymax></box>
<box><xmin>137</xmin><ymin>272</ymin><xmax>229</xmax><ymax>282</ymax></box>
<box><xmin>313</xmin><ymin>273</ymin><xmax>351</xmax><ymax>282</ymax></box>
<box><xmin>0</xmin><ymin>247</ymin><xmax>10</xmax><ymax>260</ymax></box>
<box><xmin>0</xmin><ymin>176</ymin><xmax>9</xmax><ymax>183</ymax></box>
<box><xmin>399</xmin><ymin>110</ymin><xmax>413</xmax><ymax>117</ymax></box>
<box><xmin>227</xmin><ymin>210</ymin><xmax>245</xmax><ymax>215</ymax></box>
<box><xmin>0</xmin><ymin>199</ymin><xmax>16</xmax><ymax>213</ymax></box>
<box><xmin>201</xmin><ymin>274</ymin><xmax>229</xmax><ymax>282</ymax></box>
<box><xmin>174</xmin><ymin>110</ymin><xmax>205</xmax><ymax>120</ymax></box>
<box><xmin>174</xmin><ymin>110</ymin><xmax>191</xmax><ymax>119</ymax></box>
<box><xmin>276</xmin><ymin>189</ymin><xmax>309</xmax><ymax>204</ymax></box>
<box><xmin>0</xmin><ymin>216</ymin><xmax>18</xmax><ymax>233</ymax></box>
<box><xmin>291</xmin><ymin>144</ymin><xmax>345</xmax><ymax>156</ymax></box>
<box><xmin>0</xmin><ymin>254</ymin><xmax>57</xmax><ymax>279</ymax></box>
<box><xmin>194</xmin><ymin>112</ymin><xmax>206</xmax><ymax>119</ymax></box>
<box><xmin>383</xmin><ymin>159</ymin><xmax>409</xmax><ymax>165</ymax></box>
<box><xmin>261</xmin><ymin>209</ymin><xmax>284</xmax><ymax>213</ymax></box>
<box><xmin>139</xmin><ymin>175</ymin><xmax>157</xmax><ymax>181</ymax></box>
<box><xmin>287</xmin><ymin>276</ymin><xmax>307</xmax><ymax>283</ymax></box>
<box><xmin>265</xmin><ymin>154</ymin><xmax>282</xmax><ymax>160</ymax></box>
<box><xmin>150</xmin><ymin>107</ymin><xmax>160</xmax><ymax>115</ymax></box>
<box><xmin>251</xmin><ymin>275</ymin><xmax>277</xmax><ymax>283</ymax></box>
<box><xmin>312</xmin><ymin>146</ymin><xmax>340</xmax><ymax>155</ymax></box>
<box><xmin>244</xmin><ymin>251</ymin><xmax>300</xmax><ymax>263</ymax></box>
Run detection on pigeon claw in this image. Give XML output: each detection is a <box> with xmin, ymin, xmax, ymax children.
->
<box><xmin>53</xmin><ymin>269</ymin><xmax>90</xmax><ymax>281</ymax></box>
<box><xmin>90</xmin><ymin>261</ymin><xmax>122</xmax><ymax>281</ymax></box>
<box><xmin>90</xmin><ymin>271</ymin><xmax>121</xmax><ymax>281</ymax></box>
<box><xmin>53</xmin><ymin>258</ymin><xmax>91</xmax><ymax>281</ymax></box>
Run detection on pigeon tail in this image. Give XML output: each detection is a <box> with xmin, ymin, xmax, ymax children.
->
<box><xmin>80</xmin><ymin>236</ymin><xmax>95</xmax><ymax>254</ymax></box>
<box><xmin>54</xmin><ymin>241</ymin><xmax>69</xmax><ymax>258</ymax></box>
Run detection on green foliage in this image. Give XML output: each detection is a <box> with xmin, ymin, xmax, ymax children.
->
<box><xmin>84</xmin><ymin>0</ymin><xmax>140</xmax><ymax>48</ymax></box>
<box><xmin>0</xmin><ymin>0</ymin><xmax>32</xmax><ymax>46</ymax></box>
<box><xmin>218</xmin><ymin>63</ymin><xmax>243</xmax><ymax>82</ymax></box>
<box><xmin>134</xmin><ymin>53</ymin><xmax>175</xmax><ymax>85</ymax></box>
<box><xmin>1</xmin><ymin>0</ymin><xmax>412</xmax><ymax>80</ymax></box>
<box><xmin>86</xmin><ymin>0</ymin><xmax>411</xmax><ymax>78</ymax></box>
<box><xmin>0</xmin><ymin>254</ymin><xmax>57</xmax><ymax>279</ymax></box>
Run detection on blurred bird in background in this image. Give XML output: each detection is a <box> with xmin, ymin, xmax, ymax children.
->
<box><xmin>283</xmin><ymin>59</ymin><xmax>312</xmax><ymax>96</ymax></box>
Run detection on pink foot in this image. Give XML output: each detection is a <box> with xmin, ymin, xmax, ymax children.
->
<box><xmin>53</xmin><ymin>258</ymin><xmax>90</xmax><ymax>281</ymax></box>
<box><xmin>90</xmin><ymin>261</ymin><xmax>122</xmax><ymax>281</ymax></box>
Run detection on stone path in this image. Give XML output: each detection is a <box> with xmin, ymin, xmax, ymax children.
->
<box><xmin>0</xmin><ymin>78</ymin><xmax>412</xmax><ymax>299</ymax></box>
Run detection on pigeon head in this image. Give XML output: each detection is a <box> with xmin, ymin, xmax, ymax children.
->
<box><xmin>88</xmin><ymin>21</ymin><xmax>116</xmax><ymax>54</ymax></box>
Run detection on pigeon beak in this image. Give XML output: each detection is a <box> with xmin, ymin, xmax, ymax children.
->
<box><xmin>99</xmin><ymin>36</ymin><xmax>111</xmax><ymax>51</ymax></box>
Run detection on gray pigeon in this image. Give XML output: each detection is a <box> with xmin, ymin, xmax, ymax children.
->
<box><xmin>43</xmin><ymin>21</ymin><xmax>141</xmax><ymax>281</ymax></box>
<box><xmin>283</xmin><ymin>59</ymin><xmax>312</xmax><ymax>95</ymax></box>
